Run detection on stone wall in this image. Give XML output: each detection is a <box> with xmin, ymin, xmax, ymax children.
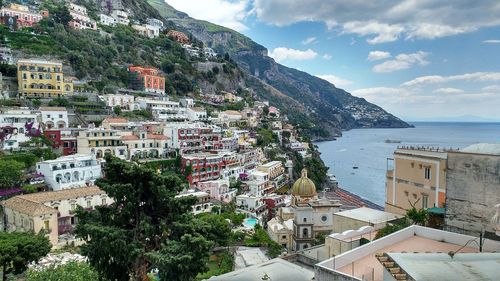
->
<box><xmin>314</xmin><ymin>266</ymin><xmax>359</xmax><ymax>281</ymax></box>
<box><xmin>445</xmin><ymin>152</ymin><xmax>500</xmax><ymax>239</ymax></box>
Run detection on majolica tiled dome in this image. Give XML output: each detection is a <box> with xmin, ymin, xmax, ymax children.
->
<box><xmin>291</xmin><ymin>168</ymin><xmax>317</xmax><ymax>197</ymax></box>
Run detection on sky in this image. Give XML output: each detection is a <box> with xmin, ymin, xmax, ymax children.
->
<box><xmin>165</xmin><ymin>0</ymin><xmax>500</xmax><ymax>121</ymax></box>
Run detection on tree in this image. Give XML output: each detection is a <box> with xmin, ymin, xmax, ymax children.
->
<box><xmin>406</xmin><ymin>206</ymin><xmax>429</xmax><ymax>226</ymax></box>
<box><xmin>113</xmin><ymin>106</ymin><xmax>121</xmax><ymax>116</ymax></box>
<box><xmin>51</xmin><ymin>4</ymin><xmax>72</xmax><ymax>26</ymax></box>
<box><xmin>31</xmin><ymin>99</ymin><xmax>42</xmax><ymax>108</ymax></box>
<box><xmin>26</xmin><ymin>262</ymin><xmax>99</xmax><ymax>281</ymax></box>
<box><xmin>197</xmin><ymin>214</ymin><xmax>231</xmax><ymax>247</ymax></box>
<box><xmin>75</xmin><ymin>155</ymin><xmax>214</xmax><ymax>281</ymax></box>
<box><xmin>0</xmin><ymin>232</ymin><xmax>51</xmax><ymax>281</ymax></box>
<box><xmin>0</xmin><ymin>160</ymin><xmax>24</xmax><ymax>189</ymax></box>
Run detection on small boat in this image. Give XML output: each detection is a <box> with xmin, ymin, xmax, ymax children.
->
<box><xmin>352</xmin><ymin>166</ymin><xmax>359</xmax><ymax>169</ymax></box>
<box><xmin>384</xmin><ymin>139</ymin><xmax>401</xmax><ymax>143</ymax></box>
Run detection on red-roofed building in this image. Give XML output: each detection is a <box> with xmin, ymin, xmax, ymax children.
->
<box><xmin>128</xmin><ymin>66</ymin><xmax>166</xmax><ymax>95</ymax></box>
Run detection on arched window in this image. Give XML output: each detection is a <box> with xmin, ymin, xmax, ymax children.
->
<box><xmin>303</xmin><ymin>217</ymin><xmax>307</xmax><ymax>223</ymax></box>
<box><xmin>302</xmin><ymin>228</ymin><xmax>308</xmax><ymax>238</ymax></box>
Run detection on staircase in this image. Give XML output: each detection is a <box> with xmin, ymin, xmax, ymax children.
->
<box><xmin>376</xmin><ymin>253</ymin><xmax>408</xmax><ymax>281</ymax></box>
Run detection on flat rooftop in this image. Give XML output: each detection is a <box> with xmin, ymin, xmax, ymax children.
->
<box><xmin>333</xmin><ymin>207</ymin><xmax>403</xmax><ymax>224</ymax></box>
<box><xmin>209</xmin><ymin>258</ymin><xmax>313</xmax><ymax>281</ymax></box>
<box><xmin>395</xmin><ymin>148</ymin><xmax>448</xmax><ymax>159</ymax></box>
<box><xmin>461</xmin><ymin>143</ymin><xmax>500</xmax><ymax>156</ymax></box>
<box><xmin>337</xmin><ymin>235</ymin><xmax>478</xmax><ymax>281</ymax></box>
<box><xmin>317</xmin><ymin>225</ymin><xmax>500</xmax><ymax>281</ymax></box>
<box><xmin>387</xmin><ymin>253</ymin><xmax>500</xmax><ymax>281</ymax></box>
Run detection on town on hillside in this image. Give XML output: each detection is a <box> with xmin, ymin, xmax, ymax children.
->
<box><xmin>0</xmin><ymin>1</ymin><xmax>500</xmax><ymax>281</ymax></box>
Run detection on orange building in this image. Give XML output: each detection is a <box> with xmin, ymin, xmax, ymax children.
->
<box><xmin>128</xmin><ymin>66</ymin><xmax>166</xmax><ymax>95</ymax></box>
<box><xmin>166</xmin><ymin>30</ymin><xmax>190</xmax><ymax>44</ymax></box>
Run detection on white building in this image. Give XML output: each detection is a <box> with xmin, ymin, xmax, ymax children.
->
<box><xmin>135</xmin><ymin>97</ymin><xmax>187</xmax><ymax>121</ymax></box>
<box><xmin>180</xmin><ymin>98</ymin><xmax>194</xmax><ymax>108</ymax></box>
<box><xmin>176</xmin><ymin>190</ymin><xmax>213</xmax><ymax>215</ymax></box>
<box><xmin>36</xmin><ymin>154</ymin><xmax>102</xmax><ymax>191</ymax></box>
<box><xmin>236</xmin><ymin>194</ymin><xmax>268</xmax><ymax>223</ymax></box>
<box><xmin>111</xmin><ymin>10</ymin><xmax>129</xmax><ymax>25</ymax></box>
<box><xmin>100</xmin><ymin>94</ymin><xmax>135</xmax><ymax>111</ymax></box>
<box><xmin>186</xmin><ymin>107</ymin><xmax>207</xmax><ymax>121</ymax></box>
<box><xmin>0</xmin><ymin>107</ymin><xmax>40</xmax><ymax>150</ymax></box>
<box><xmin>146</xmin><ymin>18</ymin><xmax>164</xmax><ymax>30</ymax></box>
<box><xmin>0</xmin><ymin>46</ymin><xmax>14</xmax><ymax>65</ymax></box>
<box><xmin>39</xmin><ymin>106</ymin><xmax>68</xmax><ymax>129</ymax></box>
<box><xmin>132</xmin><ymin>24</ymin><xmax>160</xmax><ymax>39</ymax></box>
<box><xmin>99</xmin><ymin>13</ymin><xmax>116</xmax><ymax>26</ymax></box>
<box><xmin>68</xmin><ymin>3</ymin><xmax>97</xmax><ymax>30</ymax></box>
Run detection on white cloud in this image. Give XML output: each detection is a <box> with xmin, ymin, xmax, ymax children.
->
<box><xmin>372</xmin><ymin>51</ymin><xmax>429</xmax><ymax>73</ymax></box>
<box><xmin>322</xmin><ymin>54</ymin><xmax>332</xmax><ymax>60</ymax></box>
<box><xmin>268</xmin><ymin>47</ymin><xmax>318</xmax><ymax>62</ymax></box>
<box><xmin>367</xmin><ymin>51</ymin><xmax>391</xmax><ymax>61</ymax></box>
<box><xmin>252</xmin><ymin>0</ymin><xmax>500</xmax><ymax>43</ymax></box>
<box><xmin>302</xmin><ymin>37</ymin><xmax>317</xmax><ymax>45</ymax></box>
<box><xmin>342</xmin><ymin>21</ymin><xmax>404</xmax><ymax>44</ymax></box>
<box><xmin>483</xmin><ymin>39</ymin><xmax>500</xmax><ymax>44</ymax></box>
<box><xmin>166</xmin><ymin>0</ymin><xmax>250</xmax><ymax>31</ymax></box>
<box><xmin>402</xmin><ymin>72</ymin><xmax>500</xmax><ymax>87</ymax></box>
<box><xmin>316</xmin><ymin>74</ymin><xmax>353</xmax><ymax>87</ymax></box>
<box><xmin>433</xmin><ymin>87</ymin><xmax>464</xmax><ymax>94</ymax></box>
<box><xmin>482</xmin><ymin>85</ymin><xmax>500</xmax><ymax>91</ymax></box>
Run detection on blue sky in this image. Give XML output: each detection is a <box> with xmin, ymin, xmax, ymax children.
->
<box><xmin>166</xmin><ymin>0</ymin><xmax>500</xmax><ymax>121</ymax></box>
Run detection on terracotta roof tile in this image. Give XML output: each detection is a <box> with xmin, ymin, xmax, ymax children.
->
<box><xmin>147</xmin><ymin>134</ymin><xmax>168</xmax><ymax>140</ymax></box>
<box><xmin>1</xmin><ymin>197</ymin><xmax>57</xmax><ymax>216</ymax></box>
<box><xmin>19</xmin><ymin>186</ymin><xmax>106</xmax><ymax>203</ymax></box>
<box><xmin>102</xmin><ymin>118</ymin><xmax>129</xmax><ymax>123</ymax></box>
<box><xmin>121</xmin><ymin>135</ymin><xmax>140</xmax><ymax>141</ymax></box>
<box><xmin>39</xmin><ymin>106</ymin><xmax>67</xmax><ymax>111</ymax></box>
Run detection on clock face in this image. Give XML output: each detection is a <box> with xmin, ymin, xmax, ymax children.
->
<box><xmin>321</xmin><ymin>215</ymin><xmax>328</xmax><ymax>222</ymax></box>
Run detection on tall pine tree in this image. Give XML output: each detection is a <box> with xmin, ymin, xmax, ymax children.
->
<box><xmin>75</xmin><ymin>155</ymin><xmax>214</xmax><ymax>281</ymax></box>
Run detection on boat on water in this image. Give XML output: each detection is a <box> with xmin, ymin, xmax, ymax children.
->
<box><xmin>384</xmin><ymin>139</ymin><xmax>402</xmax><ymax>143</ymax></box>
<box><xmin>352</xmin><ymin>166</ymin><xmax>359</xmax><ymax>169</ymax></box>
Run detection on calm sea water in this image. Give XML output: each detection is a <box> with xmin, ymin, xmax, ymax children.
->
<box><xmin>316</xmin><ymin>122</ymin><xmax>500</xmax><ymax>206</ymax></box>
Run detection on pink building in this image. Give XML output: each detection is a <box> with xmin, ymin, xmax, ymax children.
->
<box><xmin>0</xmin><ymin>4</ymin><xmax>44</xmax><ymax>28</ymax></box>
<box><xmin>197</xmin><ymin>179</ymin><xmax>237</xmax><ymax>203</ymax></box>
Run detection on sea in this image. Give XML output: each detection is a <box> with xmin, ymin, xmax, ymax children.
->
<box><xmin>316</xmin><ymin>122</ymin><xmax>500</xmax><ymax>206</ymax></box>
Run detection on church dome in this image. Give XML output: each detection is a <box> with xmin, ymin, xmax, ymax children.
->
<box><xmin>291</xmin><ymin>169</ymin><xmax>317</xmax><ymax>197</ymax></box>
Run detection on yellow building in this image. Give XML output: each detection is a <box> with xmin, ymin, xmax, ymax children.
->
<box><xmin>17</xmin><ymin>59</ymin><xmax>73</xmax><ymax>98</ymax></box>
<box><xmin>385</xmin><ymin>147</ymin><xmax>448</xmax><ymax>215</ymax></box>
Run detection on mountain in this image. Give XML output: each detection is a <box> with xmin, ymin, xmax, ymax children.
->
<box><xmin>146</xmin><ymin>0</ymin><xmax>410</xmax><ymax>139</ymax></box>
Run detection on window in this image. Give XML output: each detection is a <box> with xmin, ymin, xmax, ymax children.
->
<box><xmin>59</xmin><ymin>114</ymin><xmax>63</xmax><ymax>118</ymax></box>
<box><xmin>321</xmin><ymin>215</ymin><xmax>328</xmax><ymax>222</ymax></box>
<box><xmin>44</xmin><ymin>220</ymin><xmax>50</xmax><ymax>230</ymax></box>
<box><xmin>302</xmin><ymin>228</ymin><xmax>308</xmax><ymax>238</ymax></box>
<box><xmin>422</xmin><ymin>195</ymin><xmax>429</xmax><ymax>209</ymax></box>
<box><xmin>102</xmin><ymin>198</ymin><xmax>107</xmax><ymax>205</ymax></box>
<box><xmin>71</xmin><ymin>204</ymin><xmax>76</xmax><ymax>210</ymax></box>
<box><xmin>87</xmin><ymin>200</ymin><xmax>91</xmax><ymax>208</ymax></box>
<box><xmin>303</xmin><ymin>218</ymin><xmax>307</xmax><ymax>223</ymax></box>
<box><xmin>424</xmin><ymin>167</ymin><xmax>431</xmax><ymax>179</ymax></box>
<box><xmin>282</xmin><ymin>235</ymin><xmax>287</xmax><ymax>240</ymax></box>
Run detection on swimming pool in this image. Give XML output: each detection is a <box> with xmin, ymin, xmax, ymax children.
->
<box><xmin>242</xmin><ymin>217</ymin><xmax>258</xmax><ymax>228</ymax></box>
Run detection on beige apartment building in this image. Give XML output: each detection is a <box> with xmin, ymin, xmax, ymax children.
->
<box><xmin>385</xmin><ymin>147</ymin><xmax>448</xmax><ymax>215</ymax></box>
<box><xmin>1</xmin><ymin>186</ymin><xmax>112</xmax><ymax>245</ymax></box>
